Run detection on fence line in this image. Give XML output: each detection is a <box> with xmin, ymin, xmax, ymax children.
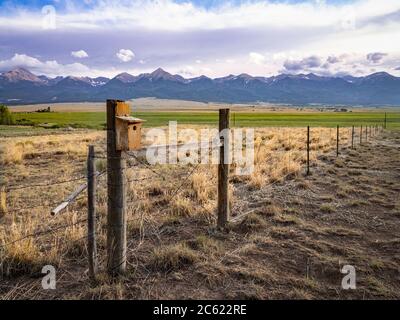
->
<box><xmin>6</xmin><ymin>175</ymin><xmax>87</xmax><ymax>192</ymax></box>
<box><xmin>1</xmin><ymin>100</ymin><xmax>387</xmax><ymax>281</ymax></box>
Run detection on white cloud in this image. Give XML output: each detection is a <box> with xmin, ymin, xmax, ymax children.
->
<box><xmin>0</xmin><ymin>53</ymin><xmax>90</xmax><ymax>77</ymax></box>
<box><xmin>71</xmin><ymin>50</ymin><xmax>89</xmax><ymax>58</ymax></box>
<box><xmin>1</xmin><ymin>1</ymin><xmax>400</xmax><ymax>77</ymax></box>
<box><xmin>283</xmin><ymin>55</ymin><xmax>322</xmax><ymax>72</ymax></box>
<box><xmin>116</xmin><ymin>49</ymin><xmax>135</xmax><ymax>62</ymax></box>
<box><xmin>327</xmin><ymin>56</ymin><xmax>340</xmax><ymax>64</ymax></box>
<box><xmin>177</xmin><ymin>65</ymin><xmax>212</xmax><ymax>77</ymax></box>
<box><xmin>366</xmin><ymin>52</ymin><xmax>388</xmax><ymax>64</ymax></box>
<box><xmin>249</xmin><ymin>52</ymin><xmax>266</xmax><ymax>65</ymax></box>
<box><xmin>1</xmin><ymin>0</ymin><xmax>399</xmax><ymax>33</ymax></box>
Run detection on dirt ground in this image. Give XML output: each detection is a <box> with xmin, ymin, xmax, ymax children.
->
<box><xmin>0</xmin><ymin>129</ymin><xmax>399</xmax><ymax>300</ymax></box>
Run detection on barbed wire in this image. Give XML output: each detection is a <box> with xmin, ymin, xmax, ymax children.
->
<box><xmin>129</xmin><ymin>153</ymin><xmax>168</xmax><ymax>181</ymax></box>
<box><xmin>5</xmin><ymin>195</ymin><xmax>86</xmax><ymax>216</ymax></box>
<box><xmin>6</xmin><ymin>175</ymin><xmax>87</xmax><ymax>191</ymax></box>
<box><xmin>1</xmin><ymin>124</ymin><xmax>385</xmax><ymax>242</ymax></box>
<box><xmin>0</xmin><ymin>218</ymin><xmax>87</xmax><ymax>249</ymax></box>
<box><xmin>5</xmin><ymin>170</ymin><xmax>107</xmax><ymax>193</ymax></box>
<box><xmin>126</xmin><ymin>176</ymin><xmax>155</xmax><ymax>183</ymax></box>
<box><xmin>39</xmin><ymin>218</ymin><xmax>102</xmax><ymax>252</ymax></box>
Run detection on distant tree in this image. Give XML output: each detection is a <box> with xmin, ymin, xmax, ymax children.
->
<box><xmin>0</xmin><ymin>105</ymin><xmax>15</xmax><ymax>125</ymax></box>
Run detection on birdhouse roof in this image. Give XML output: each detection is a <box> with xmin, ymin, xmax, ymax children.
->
<box><xmin>116</xmin><ymin>116</ymin><xmax>145</xmax><ymax>124</ymax></box>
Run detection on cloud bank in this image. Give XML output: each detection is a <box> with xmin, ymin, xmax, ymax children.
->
<box><xmin>0</xmin><ymin>0</ymin><xmax>399</xmax><ymax>78</ymax></box>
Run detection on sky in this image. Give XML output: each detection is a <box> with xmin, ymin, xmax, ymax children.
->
<box><xmin>0</xmin><ymin>0</ymin><xmax>399</xmax><ymax>78</ymax></box>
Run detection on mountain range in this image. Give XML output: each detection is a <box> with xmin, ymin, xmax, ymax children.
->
<box><xmin>1</xmin><ymin>67</ymin><xmax>400</xmax><ymax>106</ymax></box>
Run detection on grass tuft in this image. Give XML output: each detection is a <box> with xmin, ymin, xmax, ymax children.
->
<box><xmin>149</xmin><ymin>243</ymin><xmax>199</xmax><ymax>272</ymax></box>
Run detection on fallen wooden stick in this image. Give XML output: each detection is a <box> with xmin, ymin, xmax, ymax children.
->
<box><xmin>51</xmin><ymin>171</ymin><xmax>101</xmax><ymax>216</ymax></box>
<box><xmin>51</xmin><ymin>183</ymin><xmax>87</xmax><ymax>216</ymax></box>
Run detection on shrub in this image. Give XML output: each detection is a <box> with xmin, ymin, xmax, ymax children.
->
<box><xmin>0</xmin><ymin>105</ymin><xmax>15</xmax><ymax>125</ymax></box>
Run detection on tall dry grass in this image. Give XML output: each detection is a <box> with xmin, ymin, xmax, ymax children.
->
<box><xmin>0</xmin><ymin>126</ymin><xmax>352</xmax><ymax>281</ymax></box>
<box><xmin>0</xmin><ymin>132</ymin><xmax>105</xmax><ymax>165</ymax></box>
<box><xmin>243</xmin><ymin>127</ymin><xmax>351</xmax><ymax>189</ymax></box>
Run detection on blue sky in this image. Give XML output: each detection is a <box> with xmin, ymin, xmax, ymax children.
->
<box><xmin>0</xmin><ymin>0</ymin><xmax>399</xmax><ymax>78</ymax></box>
<box><xmin>0</xmin><ymin>0</ymin><xmax>358</xmax><ymax>10</ymax></box>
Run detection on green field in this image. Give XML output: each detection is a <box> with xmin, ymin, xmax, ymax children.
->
<box><xmin>10</xmin><ymin>111</ymin><xmax>400</xmax><ymax>130</ymax></box>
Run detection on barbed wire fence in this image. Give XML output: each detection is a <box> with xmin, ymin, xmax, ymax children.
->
<box><xmin>0</xmin><ymin>100</ymin><xmax>388</xmax><ymax>282</ymax></box>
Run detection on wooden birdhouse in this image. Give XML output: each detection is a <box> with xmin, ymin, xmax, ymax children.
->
<box><xmin>114</xmin><ymin>101</ymin><xmax>145</xmax><ymax>151</ymax></box>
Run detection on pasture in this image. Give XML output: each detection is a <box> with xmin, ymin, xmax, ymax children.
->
<box><xmin>8</xmin><ymin>110</ymin><xmax>400</xmax><ymax>131</ymax></box>
<box><xmin>1</xmin><ymin>118</ymin><xmax>399</xmax><ymax>299</ymax></box>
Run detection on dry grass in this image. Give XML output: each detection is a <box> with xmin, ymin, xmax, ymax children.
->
<box><xmin>320</xmin><ymin>204</ymin><xmax>335</xmax><ymax>213</ymax></box>
<box><xmin>149</xmin><ymin>243</ymin><xmax>199</xmax><ymax>272</ymax></box>
<box><xmin>244</xmin><ymin>127</ymin><xmax>350</xmax><ymax>189</ymax></box>
<box><xmin>0</xmin><ymin>131</ymin><xmax>104</xmax><ymax>165</ymax></box>
<box><xmin>1</xmin><ymin>126</ymin><xmax>399</xmax><ymax>300</ymax></box>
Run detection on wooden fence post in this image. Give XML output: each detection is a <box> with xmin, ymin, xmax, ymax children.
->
<box><xmin>336</xmin><ymin>125</ymin><xmax>339</xmax><ymax>157</ymax></box>
<box><xmin>306</xmin><ymin>126</ymin><xmax>310</xmax><ymax>175</ymax></box>
<box><xmin>87</xmin><ymin>145</ymin><xmax>97</xmax><ymax>281</ymax></box>
<box><xmin>360</xmin><ymin>125</ymin><xmax>362</xmax><ymax>144</ymax></box>
<box><xmin>351</xmin><ymin>125</ymin><xmax>354</xmax><ymax>149</ymax></box>
<box><xmin>106</xmin><ymin>100</ymin><xmax>127</xmax><ymax>275</ymax></box>
<box><xmin>365</xmin><ymin>125</ymin><xmax>368</xmax><ymax>142</ymax></box>
<box><xmin>218</xmin><ymin>109</ymin><xmax>230</xmax><ymax>229</ymax></box>
<box><xmin>0</xmin><ymin>186</ymin><xmax>6</xmax><ymax>217</ymax></box>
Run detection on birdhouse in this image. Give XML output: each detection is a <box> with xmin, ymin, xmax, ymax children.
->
<box><xmin>114</xmin><ymin>101</ymin><xmax>145</xmax><ymax>151</ymax></box>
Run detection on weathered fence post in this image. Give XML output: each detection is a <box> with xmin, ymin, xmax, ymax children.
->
<box><xmin>87</xmin><ymin>145</ymin><xmax>97</xmax><ymax>281</ymax></box>
<box><xmin>306</xmin><ymin>126</ymin><xmax>310</xmax><ymax>175</ymax></box>
<box><xmin>106</xmin><ymin>99</ymin><xmax>127</xmax><ymax>275</ymax></box>
<box><xmin>336</xmin><ymin>125</ymin><xmax>339</xmax><ymax>157</ymax></box>
<box><xmin>365</xmin><ymin>125</ymin><xmax>368</xmax><ymax>142</ymax></box>
<box><xmin>218</xmin><ymin>109</ymin><xmax>230</xmax><ymax>229</ymax></box>
<box><xmin>351</xmin><ymin>125</ymin><xmax>354</xmax><ymax>149</ymax></box>
<box><xmin>0</xmin><ymin>186</ymin><xmax>6</xmax><ymax>217</ymax></box>
<box><xmin>360</xmin><ymin>125</ymin><xmax>363</xmax><ymax>144</ymax></box>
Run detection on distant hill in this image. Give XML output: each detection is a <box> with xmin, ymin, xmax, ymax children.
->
<box><xmin>1</xmin><ymin>67</ymin><xmax>400</xmax><ymax>106</ymax></box>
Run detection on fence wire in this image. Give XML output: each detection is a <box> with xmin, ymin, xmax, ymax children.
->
<box><xmin>0</xmin><ymin>124</ymin><xmax>385</xmax><ymax>269</ymax></box>
<box><xmin>0</xmin><ymin>218</ymin><xmax>87</xmax><ymax>249</ymax></box>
